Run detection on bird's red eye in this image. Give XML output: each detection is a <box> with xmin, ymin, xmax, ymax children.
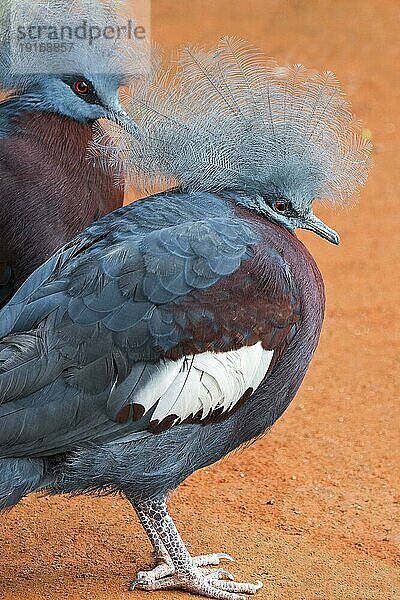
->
<box><xmin>75</xmin><ymin>80</ymin><xmax>89</xmax><ymax>94</ymax></box>
<box><xmin>274</xmin><ymin>200</ymin><xmax>287</xmax><ymax>212</ymax></box>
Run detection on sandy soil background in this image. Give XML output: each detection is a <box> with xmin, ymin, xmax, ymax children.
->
<box><xmin>0</xmin><ymin>1</ymin><xmax>399</xmax><ymax>599</ymax></box>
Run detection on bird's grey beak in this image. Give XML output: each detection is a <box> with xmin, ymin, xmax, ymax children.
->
<box><xmin>108</xmin><ymin>108</ymin><xmax>141</xmax><ymax>139</ymax></box>
<box><xmin>301</xmin><ymin>213</ymin><xmax>340</xmax><ymax>245</ymax></box>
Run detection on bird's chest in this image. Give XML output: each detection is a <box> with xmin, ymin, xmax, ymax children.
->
<box><xmin>0</xmin><ymin>113</ymin><xmax>122</xmax><ymax>255</ymax></box>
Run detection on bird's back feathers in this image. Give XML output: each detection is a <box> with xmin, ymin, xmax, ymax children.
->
<box><xmin>0</xmin><ymin>191</ymin><xmax>302</xmax><ymax>457</ymax></box>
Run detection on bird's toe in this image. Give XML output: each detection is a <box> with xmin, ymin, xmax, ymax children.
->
<box><xmin>130</xmin><ymin>568</ymin><xmax>262</xmax><ymax>599</ymax></box>
<box><xmin>130</xmin><ymin>551</ymin><xmax>235</xmax><ymax>590</ymax></box>
<box><xmin>129</xmin><ymin>558</ymin><xmax>174</xmax><ymax>589</ymax></box>
<box><xmin>211</xmin><ymin>579</ymin><xmax>263</xmax><ymax>595</ymax></box>
<box><xmin>192</xmin><ymin>552</ymin><xmax>235</xmax><ymax>567</ymax></box>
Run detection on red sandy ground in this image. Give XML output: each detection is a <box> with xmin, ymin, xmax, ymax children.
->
<box><xmin>0</xmin><ymin>1</ymin><xmax>399</xmax><ymax>599</ymax></box>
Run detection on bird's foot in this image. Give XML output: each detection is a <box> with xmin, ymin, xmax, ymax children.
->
<box><xmin>131</xmin><ymin>565</ymin><xmax>262</xmax><ymax>599</ymax></box>
<box><xmin>130</xmin><ymin>498</ymin><xmax>262</xmax><ymax>598</ymax></box>
<box><xmin>130</xmin><ymin>552</ymin><xmax>234</xmax><ymax>588</ymax></box>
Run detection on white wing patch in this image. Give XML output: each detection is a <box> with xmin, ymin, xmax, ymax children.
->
<box><xmin>126</xmin><ymin>342</ymin><xmax>273</xmax><ymax>429</ymax></box>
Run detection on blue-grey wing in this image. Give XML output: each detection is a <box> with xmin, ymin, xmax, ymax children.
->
<box><xmin>0</xmin><ymin>196</ymin><xmax>259</xmax><ymax>455</ymax></box>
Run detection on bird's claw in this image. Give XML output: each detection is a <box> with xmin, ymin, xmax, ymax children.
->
<box><xmin>218</xmin><ymin>553</ymin><xmax>234</xmax><ymax>562</ymax></box>
<box><xmin>214</xmin><ymin>568</ymin><xmax>236</xmax><ymax>581</ymax></box>
<box><xmin>129</xmin><ymin>577</ymin><xmax>141</xmax><ymax>590</ymax></box>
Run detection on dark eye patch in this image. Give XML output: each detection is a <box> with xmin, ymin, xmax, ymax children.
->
<box><xmin>263</xmin><ymin>194</ymin><xmax>296</xmax><ymax>216</ymax></box>
<box><xmin>62</xmin><ymin>76</ymin><xmax>103</xmax><ymax>106</ymax></box>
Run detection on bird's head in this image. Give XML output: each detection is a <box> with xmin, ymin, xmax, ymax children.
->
<box><xmin>20</xmin><ymin>72</ymin><xmax>139</xmax><ymax>136</ymax></box>
<box><xmin>0</xmin><ymin>0</ymin><xmax>145</xmax><ymax>137</ymax></box>
<box><xmin>249</xmin><ymin>193</ymin><xmax>340</xmax><ymax>245</ymax></box>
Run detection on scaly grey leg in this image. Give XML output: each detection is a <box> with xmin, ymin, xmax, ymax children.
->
<box><xmin>132</xmin><ymin>507</ymin><xmax>173</xmax><ymax>585</ymax></box>
<box><xmin>129</xmin><ymin>496</ymin><xmax>262</xmax><ymax>600</ymax></box>
<box><xmin>132</xmin><ymin>501</ymin><xmax>234</xmax><ymax>587</ymax></box>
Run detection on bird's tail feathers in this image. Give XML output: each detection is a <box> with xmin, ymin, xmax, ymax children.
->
<box><xmin>0</xmin><ymin>457</ymin><xmax>47</xmax><ymax>509</ymax></box>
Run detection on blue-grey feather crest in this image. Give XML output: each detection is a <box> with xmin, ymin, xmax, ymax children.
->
<box><xmin>96</xmin><ymin>37</ymin><xmax>372</xmax><ymax>205</ymax></box>
<box><xmin>0</xmin><ymin>0</ymin><xmax>144</xmax><ymax>91</ymax></box>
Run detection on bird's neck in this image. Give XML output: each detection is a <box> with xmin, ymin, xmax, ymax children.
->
<box><xmin>0</xmin><ymin>97</ymin><xmax>95</xmax><ymax>150</ymax></box>
<box><xmin>0</xmin><ymin>105</ymin><xmax>123</xmax><ymax>280</ymax></box>
<box><xmin>0</xmin><ymin>96</ymin><xmax>44</xmax><ymax>135</ymax></box>
<box><xmin>9</xmin><ymin>109</ymin><xmax>94</xmax><ymax>156</ymax></box>
<box><xmin>4</xmin><ymin>109</ymin><xmax>122</xmax><ymax>212</ymax></box>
